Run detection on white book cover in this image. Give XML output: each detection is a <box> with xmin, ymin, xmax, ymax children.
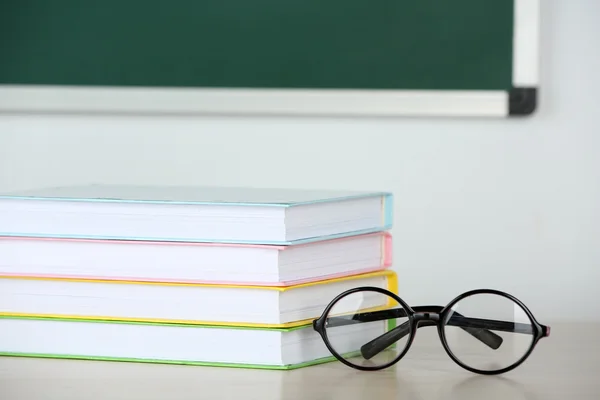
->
<box><xmin>0</xmin><ymin>314</ymin><xmax>392</xmax><ymax>370</ymax></box>
<box><xmin>0</xmin><ymin>232</ymin><xmax>393</xmax><ymax>286</ymax></box>
<box><xmin>0</xmin><ymin>270</ymin><xmax>398</xmax><ymax>328</ymax></box>
<box><xmin>0</xmin><ymin>184</ymin><xmax>393</xmax><ymax>245</ymax></box>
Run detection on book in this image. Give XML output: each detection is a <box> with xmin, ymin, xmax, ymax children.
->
<box><xmin>0</xmin><ymin>270</ymin><xmax>397</xmax><ymax>328</ymax></box>
<box><xmin>0</xmin><ymin>184</ymin><xmax>393</xmax><ymax>245</ymax></box>
<box><xmin>0</xmin><ymin>232</ymin><xmax>392</xmax><ymax>286</ymax></box>
<box><xmin>0</xmin><ymin>315</ymin><xmax>389</xmax><ymax>370</ymax></box>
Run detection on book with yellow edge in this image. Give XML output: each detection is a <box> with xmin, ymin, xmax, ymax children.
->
<box><xmin>0</xmin><ymin>270</ymin><xmax>398</xmax><ymax>370</ymax></box>
<box><xmin>0</xmin><ymin>270</ymin><xmax>397</xmax><ymax>328</ymax></box>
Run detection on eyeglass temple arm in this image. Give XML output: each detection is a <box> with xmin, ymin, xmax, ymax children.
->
<box><xmin>360</xmin><ymin>314</ymin><xmax>534</xmax><ymax>360</ymax></box>
<box><xmin>324</xmin><ymin>307</ymin><xmax>502</xmax><ymax>349</ymax></box>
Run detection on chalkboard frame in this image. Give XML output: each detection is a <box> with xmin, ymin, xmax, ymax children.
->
<box><xmin>0</xmin><ymin>0</ymin><xmax>540</xmax><ymax>118</ymax></box>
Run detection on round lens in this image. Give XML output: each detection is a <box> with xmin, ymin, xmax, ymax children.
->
<box><xmin>322</xmin><ymin>289</ymin><xmax>412</xmax><ymax>369</ymax></box>
<box><xmin>442</xmin><ymin>292</ymin><xmax>535</xmax><ymax>373</ymax></box>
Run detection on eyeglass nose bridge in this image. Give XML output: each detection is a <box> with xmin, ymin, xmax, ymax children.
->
<box><xmin>413</xmin><ymin>312</ymin><xmax>441</xmax><ymax>323</ymax></box>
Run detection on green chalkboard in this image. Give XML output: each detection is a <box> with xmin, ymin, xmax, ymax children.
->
<box><xmin>0</xmin><ymin>0</ymin><xmax>540</xmax><ymax>117</ymax></box>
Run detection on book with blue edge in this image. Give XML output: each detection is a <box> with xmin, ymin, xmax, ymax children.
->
<box><xmin>0</xmin><ymin>184</ymin><xmax>393</xmax><ymax>245</ymax></box>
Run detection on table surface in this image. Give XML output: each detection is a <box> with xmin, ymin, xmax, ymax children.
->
<box><xmin>1</xmin><ymin>322</ymin><xmax>598</xmax><ymax>400</ymax></box>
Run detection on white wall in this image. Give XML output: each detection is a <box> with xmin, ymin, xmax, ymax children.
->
<box><xmin>0</xmin><ymin>0</ymin><xmax>598</xmax><ymax>322</ymax></box>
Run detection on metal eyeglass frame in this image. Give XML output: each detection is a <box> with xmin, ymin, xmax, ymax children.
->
<box><xmin>312</xmin><ymin>287</ymin><xmax>550</xmax><ymax>375</ymax></box>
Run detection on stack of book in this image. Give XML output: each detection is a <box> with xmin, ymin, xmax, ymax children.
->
<box><xmin>0</xmin><ymin>184</ymin><xmax>396</xmax><ymax>370</ymax></box>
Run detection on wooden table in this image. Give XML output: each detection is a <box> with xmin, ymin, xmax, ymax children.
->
<box><xmin>1</xmin><ymin>322</ymin><xmax>598</xmax><ymax>399</ymax></box>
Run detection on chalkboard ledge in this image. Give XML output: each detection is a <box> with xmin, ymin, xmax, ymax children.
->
<box><xmin>0</xmin><ymin>85</ymin><xmax>537</xmax><ymax>118</ymax></box>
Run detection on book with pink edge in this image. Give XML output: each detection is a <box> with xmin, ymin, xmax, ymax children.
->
<box><xmin>0</xmin><ymin>231</ymin><xmax>392</xmax><ymax>286</ymax></box>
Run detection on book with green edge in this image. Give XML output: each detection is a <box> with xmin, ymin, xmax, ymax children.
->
<box><xmin>0</xmin><ymin>315</ymin><xmax>399</xmax><ymax>370</ymax></box>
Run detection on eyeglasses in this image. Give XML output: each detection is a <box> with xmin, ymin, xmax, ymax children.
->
<box><xmin>312</xmin><ymin>287</ymin><xmax>550</xmax><ymax>375</ymax></box>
